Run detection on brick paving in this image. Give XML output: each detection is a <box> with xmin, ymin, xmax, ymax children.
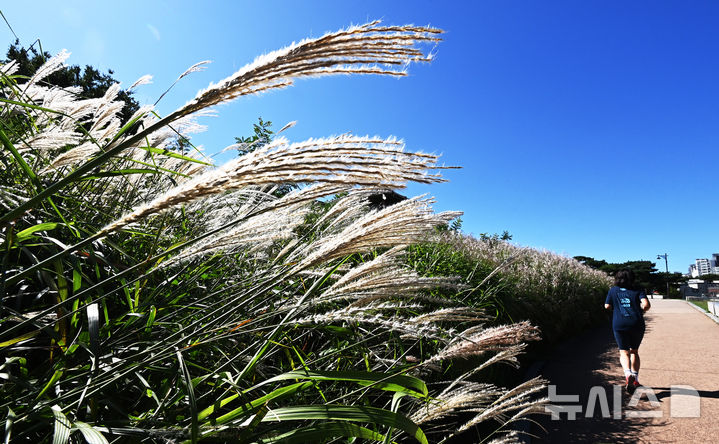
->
<box><xmin>531</xmin><ymin>299</ymin><xmax>719</xmax><ymax>443</ymax></box>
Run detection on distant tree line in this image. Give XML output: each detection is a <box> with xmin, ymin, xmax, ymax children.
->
<box><xmin>573</xmin><ymin>256</ymin><xmax>686</xmax><ymax>294</ymax></box>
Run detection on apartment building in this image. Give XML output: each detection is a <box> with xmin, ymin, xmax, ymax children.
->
<box><xmin>689</xmin><ymin>254</ymin><xmax>719</xmax><ymax>277</ymax></box>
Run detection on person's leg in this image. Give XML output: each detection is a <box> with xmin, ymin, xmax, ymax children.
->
<box><xmin>629</xmin><ymin>349</ymin><xmax>640</xmax><ymax>372</ymax></box>
<box><xmin>619</xmin><ymin>349</ymin><xmax>631</xmax><ymax>373</ymax></box>
<box><xmin>615</xmin><ymin>330</ymin><xmax>631</xmax><ymax>371</ymax></box>
<box><xmin>628</xmin><ymin>327</ymin><xmax>644</xmax><ymax>385</ymax></box>
<box><xmin>614</xmin><ymin>330</ymin><xmax>636</xmax><ymax>391</ymax></box>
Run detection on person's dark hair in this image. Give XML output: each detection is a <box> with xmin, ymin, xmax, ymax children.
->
<box><xmin>614</xmin><ymin>269</ymin><xmax>635</xmax><ymax>289</ymax></box>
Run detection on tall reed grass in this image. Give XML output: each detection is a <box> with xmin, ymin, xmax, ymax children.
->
<box><xmin>1</xmin><ymin>22</ymin><xmax>547</xmax><ymax>443</ymax></box>
<box><xmin>412</xmin><ymin>232</ymin><xmax>613</xmax><ymax>344</ymax></box>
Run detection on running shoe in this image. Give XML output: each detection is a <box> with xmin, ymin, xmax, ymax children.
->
<box><xmin>626</xmin><ymin>375</ymin><xmax>636</xmax><ymax>394</ymax></box>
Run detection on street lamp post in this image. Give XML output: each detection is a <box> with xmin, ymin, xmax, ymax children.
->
<box><xmin>657</xmin><ymin>253</ymin><xmax>669</xmax><ymax>298</ymax></box>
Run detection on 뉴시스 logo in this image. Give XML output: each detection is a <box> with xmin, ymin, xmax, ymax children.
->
<box><xmin>545</xmin><ymin>385</ymin><xmax>700</xmax><ymax>419</ymax></box>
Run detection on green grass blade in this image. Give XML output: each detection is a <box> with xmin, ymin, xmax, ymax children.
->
<box><xmin>135</xmin><ymin>144</ymin><xmax>212</xmax><ymax>166</ymax></box>
<box><xmin>13</xmin><ymin>223</ymin><xmax>61</xmax><ymax>241</ymax></box>
<box><xmin>263</xmin><ymin>370</ymin><xmax>428</xmax><ymax>398</ymax></box>
<box><xmin>51</xmin><ymin>405</ymin><xmax>72</xmax><ymax>444</ymax></box>
<box><xmin>0</xmin><ymin>127</ymin><xmax>40</xmax><ymax>188</ymax></box>
<box><xmin>177</xmin><ymin>351</ymin><xmax>198</xmax><ymax>444</ymax></box>
<box><xmin>0</xmin><ymin>96</ymin><xmax>65</xmax><ymax>115</ymax></box>
<box><xmin>37</xmin><ymin>370</ymin><xmax>64</xmax><ymax>400</ymax></box>
<box><xmin>261</xmin><ymin>422</ymin><xmax>388</xmax><ymax>443</ymax></box>
<box><xmin>4</xmin><ymin>408</ymin><xmax>15</xmax><ymax>444</ymax></box>
<box><xmin>239</xmin><ymin>256</ymin><xmax>352</xmax><ymax>380</ymax></box>
<box><xmin>144</xmin><ymin>305</ymin><xmax>157</xmax><ymax>334</ymax></box>
<box><xmin>87</xmin><ymin>303</ymin><xmax>100</xmax><ymax>363</ymax></box>
<box><xmin>110</xmin><ymin>157</ymin><xmax>193</xmax><ymax>178</ymax></box>
<box><xmin>199</xmin><ymin>381</ymin><xmax>312</xmax><ymax>424</ymax></box>
<box><xmin>78</xmin><ymin>169</ymin><xmax>162</xmax><ymax>181</ymax></box>
<box><xmin>73</xmin><ymin>421</ymin><xmax>109</xmax><ymax>444</ymax></box>
<box><xmin>0</xmin><ymin>330</ymin><xmax>40</xmax><ymax>348</ymax></box>
<box><xmin>260</xmin><ymin>405</ymin><xmax>427</xmax><ymax>444</ymax></box>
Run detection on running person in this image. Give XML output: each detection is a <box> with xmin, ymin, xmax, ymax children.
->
<box><xmin>604</xmin><ymin>269</ymin><xmax>651</xmax><ymax>393</ymax></box>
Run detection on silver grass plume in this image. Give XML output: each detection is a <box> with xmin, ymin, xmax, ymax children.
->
<box><xmin>128</xmin><ymin>74</ymin><xmax>153</xmax><ymax>91</ymax></box>
<box><xmin>0</xmin><ymin>186</ymin><xmax>29</xmax><ymax>210</ymax></box>
<box><xmin>1</xmin><ymin>60</ymin><xmax>18</xmax><ymax>75</ymax></box>
<box><xmin>411</xmin><ymin>307</ymin><xmax>488</xmax><ymax>324</ymax></box>
<box><xmin>444</xmin><ymin>344</ymin><xmax>528</xmax><ymax>389</ymax></box>
<box><xmin>315</xmin><ymin>245</ymin><xmax>462</xmax><ymax>305</ymax></box>
<box><xmin>438</xmin><ymin>232</ymin><xmax>613</xmax><ymax>294</ymax></box>
<box><xmin>294</xmin><ymin>305</ymin><xmax>450</xmax><ymax>341</ymax></box>
<box><xmin>291</xmin><ymin>196</ymin><xmax>461</xmax><ymax>272</ymax></box>
<box><xmin>410</xmin><ymin>377</ymin><xmax>547</xmax><ymax>442</ymax></box>
<box><xmin>186</xmin><ymin>186</ymin><xmax>277</xmax><ymax>232</ymax></box>
<box><xmin>153</xmin><ymin>60</ymin><xmax>211</xmax><ymax>106</ymax></box>
<box><xmin>46</xmin><ymin>106</ymin><xmax>206</xmax><ymax>172</ymax></box>
<box><xmin>178</xmin><ymin>60</ymin><xmax>211</xmax><ymax>80</ymax></box>
<box><xmin>163</xmin><ymin>182</ymin><xmax>359</xmax><ymax>267</ymax></box>
<box><xmin>26</xmin><ymin>49</ymin><xmax>70</xmax><ymax>88</ymax></box>
<box><xmin>309</xmin><ymin>188</ymin><xmax>382</xmax><ymax>234</ymax></box>
<box><xmin>427</xmin><ymin>321</ymin><xmax>540</xmax><ymax>363</ymax></box>
<box><xmin>171</xmin><ymin>21</ymin><xmax>441</xmax><ymax>119</ymax></box>
<box><xmin>485</xmin><ymin>432</ymin><xmax>522</xmax><ymax>444</ymax></box>
<box><xmin>411</xmin><ymin>382</ymin><xmax>503</xmax><ymax>425</ymax></box>
<box><xmin>456</xmin><ymin>377</ymin><xmax>548</xmax><ymax>433</ymax></box>
<box><xmin>165</xmin><ymin>199</ymin><xmax>310</xmax><ymax>265</ymax></box>
<box><xmin>99</xmin><ymin>135</ymin><xmax>446</xmax><ymax>237</ymax></box>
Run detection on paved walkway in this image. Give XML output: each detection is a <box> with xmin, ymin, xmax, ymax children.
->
<box><xmin>531</xmin><ymin>299</ymin><xmax>719</xmax><ymax>443</ymax></box>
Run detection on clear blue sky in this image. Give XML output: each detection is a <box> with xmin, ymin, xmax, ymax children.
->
<box><xmin>2</xmin><ymin>1</ymin><xmax>717</xmax><ymax>273</ymax></box>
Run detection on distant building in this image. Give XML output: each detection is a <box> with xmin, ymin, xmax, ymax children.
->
<box><xmin>687</xmin><ymin>254</ymin><xmax>719</xmax><ymax>277</ymax></box>
<box><xmin>689</xmin><ymin>264</ymin><xmax>698</xmax><ymax>277</ymax></box>
<box><xmin>696</xmin><ymin>258</ymin><xmax>712</xmax><ymax>275</ymax></box>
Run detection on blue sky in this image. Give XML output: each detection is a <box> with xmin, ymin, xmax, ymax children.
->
<box><xmin>2</xmin><ymin>1</ymin><xmax>717</xmax><ymax>273</ymax></box>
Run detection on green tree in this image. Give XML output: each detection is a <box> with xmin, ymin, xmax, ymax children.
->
<box><xmin>574</xmin><ymin>256</ymin><xmax>609</xmax><ymax>270</ymax></box>
<box><xmin>234</xmin><ymin>117</ymin><xmax>273</xmax><ymax>155</ymax></box>
<box><xmin>573</xmin><ymin>256</ymin><xmax>679</xmax><ymax>292</ymax></box>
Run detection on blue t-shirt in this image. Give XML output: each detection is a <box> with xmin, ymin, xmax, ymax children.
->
<box><xmin>605</xmin><ymin>286</ymin><xmax>647</xmax><ymax>331</ymax></box>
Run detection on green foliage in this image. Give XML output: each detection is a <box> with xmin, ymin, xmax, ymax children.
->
<box><xmin>234</xmin><ymin>117</ymin><xmax>296</xmax><ymax>198</ymax></box>
<box><xmin>479</xmin><ymin>230</ymin><xmax>512</xmax><ymax>244</ymax></box>
<box><xmin>573</xmin><ymin>255</ymin><xmax>608</xmax><ymax>270</ymax></box>
<box><xmin>234</xmin><ymin>117</ymin><xmax>273</xmax><ymax>155</ymax></box>
<box><xmin>449</xmin><ymin>216</ymin><xmax>462</xmax><ymax>232</ymax></box>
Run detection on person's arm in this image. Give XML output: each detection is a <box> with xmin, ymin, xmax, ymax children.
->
<box><xmin>640</xmin><ymin>294</ymin><xmax>651</xmax><ymax>312</ymax></box>
<box><xmin>605</xmin><ymin>289</ymin><xmax>613</xmax><ymax>310</ymax></box>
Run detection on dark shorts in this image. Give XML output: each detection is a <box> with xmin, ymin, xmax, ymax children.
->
<box><xmin>613</xmin><ymin>326</ymin><xmax>645</xmax><ymax>350</ymax></box>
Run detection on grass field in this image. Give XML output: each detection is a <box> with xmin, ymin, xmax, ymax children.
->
<box><xmin>690</xmin><ymin>300</ymin><xmax>709</xmax><ymax>312</ymax></box>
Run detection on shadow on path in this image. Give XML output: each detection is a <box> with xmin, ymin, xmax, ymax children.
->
<box><xmin>530</xmin><ymin>324</ymin><xmax>666</xmax><ymax>444</ymax></box>
<box><xmin>652</xmin><ymin>387</ymin><xmax>719</xmax><ymax>401</ymax></box>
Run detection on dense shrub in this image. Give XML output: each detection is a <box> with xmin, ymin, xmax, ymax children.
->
<box><xmin>409</xmin><ymin>233</ymin><xmax>613</xmax><ymax>346</ymax></box>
